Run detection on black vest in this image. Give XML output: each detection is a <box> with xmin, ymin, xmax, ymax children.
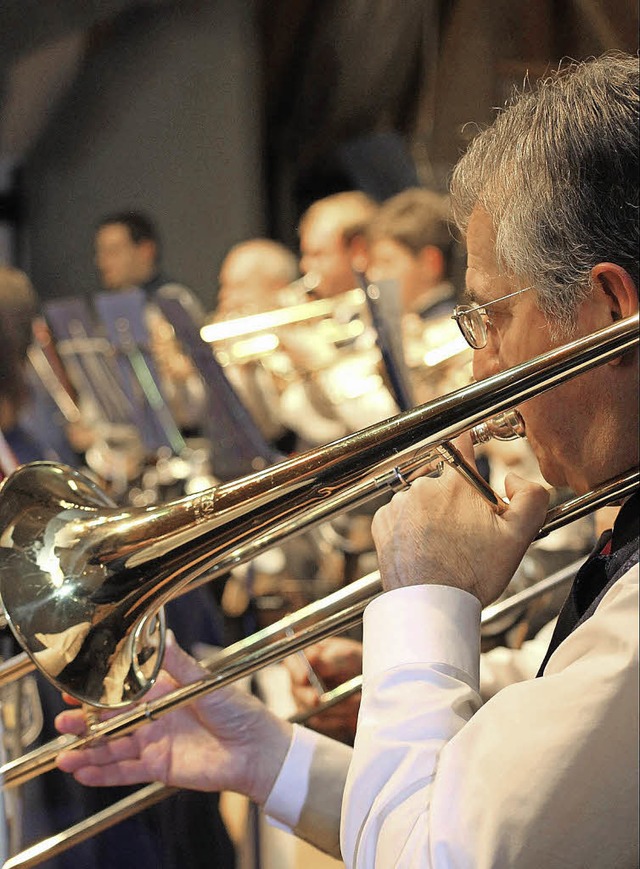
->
<box><xmin>537</xmin><ymin>491</ymin><xmax>639</xmax><ymax>676</ymax></box>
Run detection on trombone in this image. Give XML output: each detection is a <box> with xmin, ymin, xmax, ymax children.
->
<box><xmin>2</xmin><ymin>462</ymin><xmax>637</xmax><ymax>793</ymax></box>
<box><xmin>0</xmin><ymin>314</ymin><xmax>636</xmax><ymax>709</ymax></box>
<box><xmin>200</xmin><ymin>288</ymin><xmax>366</xmax><ymax>345</ymax></box>
<box><xmin>0</xmin><ymin>314</ymin><xmax>637</xmax><ymax>866</ymax></box>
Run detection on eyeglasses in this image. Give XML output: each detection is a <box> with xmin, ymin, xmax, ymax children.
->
<box><xmin>451</xmin><ymin>285</ymin><xmax>535</xmax><ymax>349</ymax></box>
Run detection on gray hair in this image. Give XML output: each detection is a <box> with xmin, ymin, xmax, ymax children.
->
<box><xmin>450</xmin><ymin>52</ymin><xmax>639</xmax><ymax>334</ymax></box>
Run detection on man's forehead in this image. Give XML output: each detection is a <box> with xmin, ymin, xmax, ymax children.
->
<box><xmin>466</xmin><ymin>209</ymin><xmax>498</xmax><ymax>265</ymax></box>
<box><xmin>97</xmin><ymin>223</ymin><xmax>133</xmax><ymax>246</ymax></box>
<box><xmin>464</xmin><ymin>208</ymin><xmax>504</xmax><ymax>298</ymax></box>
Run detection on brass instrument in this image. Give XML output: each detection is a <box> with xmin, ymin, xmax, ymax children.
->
<box><xmin>200</xmin><ymin>288</ymin><xmax>365</xmax><ymax>345</ymax></box>
<box><xmin>0</xmin><ymin>314</ymin><xmax>636</xmax><ymax>714</ymax></box>
<box><xmin>201</xmin><ymin>288</ymin><xmax>367</xmax><ymax>373</ymax></box>
<box><xmin>202</xmin><ymin>287</ymin><xmax>377</xmax><ymax>450</ymax></box>
<box><xmin>403</xmin><ymin>312</ymin><xmax>473</xmax><ymax>404</ymax></box>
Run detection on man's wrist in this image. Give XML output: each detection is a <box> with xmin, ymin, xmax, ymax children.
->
<box><xmin>249</xmin><ymin>715</ymin><xmax>295</xmax><ymax>806</ymax></box>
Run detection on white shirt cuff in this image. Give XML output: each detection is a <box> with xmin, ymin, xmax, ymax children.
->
<box><xmin>263</xmin><ymin>723</ymin><xmax>319</xmax><ymax>830</ymax></box>
<box><xmin>363</xmin><ymin>584</ymin><xmax>482</xmax><ymax>686</ymax></box>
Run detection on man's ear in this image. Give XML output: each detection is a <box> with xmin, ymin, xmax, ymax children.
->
<box><xmin>348</xmin><ymin>234</ymin><xmax>369</xmax><ymax>274</ymax></box>
<box><xmin>591</xmin><ymin>262</ymin><xmax>639</xmax><ymax>321</ymax></box>
<box><xmin>139</xmin><ymin>239</ymin><xmax>158</xmax><ymax>267</ymax></box>
<box><xmin>590</xmin><ymin>263</ymin><xmax>638</xmax><ymax>368</ymax></box>
<box><xmin>417</xmin><ymin>245</ymin><xmax>445</xmax><ymax>283</ymax></box>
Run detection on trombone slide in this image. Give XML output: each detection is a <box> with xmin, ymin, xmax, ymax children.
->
<box><xmin>0</xmin><ymin>315</ymin><xmax>636</xmax><ymax>708</ymax></box>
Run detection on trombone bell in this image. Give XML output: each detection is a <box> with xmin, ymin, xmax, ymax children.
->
<box><xmin>0</xmin><ymin>464</ymin><xmax>166</xmax><ymax>708</ymax></box>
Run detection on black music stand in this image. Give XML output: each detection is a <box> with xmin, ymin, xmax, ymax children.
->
<box><xmin>154</xmin><ymin>284</ymin><xmax>283</xmax><ymax>482</ymax></box>
<box><xmin>360</xmin><ymin>276</ymin><xmax>415</xmax><ymax>411</ymax></box>
<box><xmin>95</xmin><ymin>289</ymin><xmax>184</xmax><ymax>454</ymax></box>
<box><xmin>44</xmin><ymin>296</ymin><xmax>132</xmax><ymax>427</ymax></box>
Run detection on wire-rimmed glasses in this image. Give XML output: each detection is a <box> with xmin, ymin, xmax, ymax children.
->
<box><xmin>452</xmin><ymin>285</ymin><xmax>535</xmax><ymax>349</ymax></box>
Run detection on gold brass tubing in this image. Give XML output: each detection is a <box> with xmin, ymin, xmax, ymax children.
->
<box><xmin>0</xmin><ymin>652</ymin><xmax>33</xmax><ymax>686</ymax></box>
<box><xmin>2</xmin><ymin>464</ymin><xmax>637</xmax><ymax>794</ymax></box>
<box><xmin>436</xmin><ymin>442</ymin><xmax>509</xmax><ymax>512</ymax></box>
<box><xmin>2</xmin><ymin>783</ymin><xmax>179</xmax><ymax>869</ymax></box>
<box><xmin>200</xmin><ymin>289</ymin><xmax>365</xmax><ymax>343</ymax></box>
<box><xmin>3</xmin><ymin>675</ymin><xmax>365</xmax><ymax>869</ymax></box>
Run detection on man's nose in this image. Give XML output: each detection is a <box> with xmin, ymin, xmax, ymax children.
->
<box><xmin>472</xmin><ymin>346</ymin><xmax>500</xmax><ymax>382</ymax></box>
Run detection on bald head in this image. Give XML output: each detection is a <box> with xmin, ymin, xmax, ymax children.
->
<box><xmin>217</xmin><ymin>238</ymin><xmax>299</xmax><ymax>316</ymax></box>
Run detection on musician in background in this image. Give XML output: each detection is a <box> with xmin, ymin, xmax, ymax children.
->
<box><xmin>0</xmin><ymin>266</ymin><xmax>84</xmax><ymax>466</ymax></box>
<box><xmin>0</xmin><ymin>297</ymin><xmax>45</xmax><ymax>474</ymax></box>
<box><xmin>298</xmin><ymin>190</ymin><xmax>378</xmax><ymax>298</ymax></box>
<box><xmin>215</xmin><ymin>237</ymin><xmax>300</xmax><ymax>317</ymax></box>
<box><xmin>364</xmin><ymin>186</ymin><xmax>470</xmax><ymax>406</ymax></box>
<box><xmin>276</xmin><ymin>191</ymin><xmax>398</xmax><ymax>447</ymax></box>
<box><xmin>94</xmin><ymin>211</ymin><xmax>206</xmax><ymax>435</ymax></box>
<box><xmin>208</xmin><ymin>211</ymin><xmax>393</xmax><ymax>453</ymax></box>
<box><xmin>367</xmin><ymin>186</ymin><xmax>457</xmax><ymax>320</ymax></box>
<box><xmin>94</xmin><ymin>211</ymin><xmax>200</xmax><ymax>309</ymax></box>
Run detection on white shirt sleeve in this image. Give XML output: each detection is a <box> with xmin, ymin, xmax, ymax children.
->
<box><xmin>264</xmin><ymin>724</ymin><xmax>351</xmax><ymax>859</ymax></box>
<box><xmin>341</xmin><ymin>567</ymin><xmax>639</xmax><ymax>869</ymax></box>
<box><xmin>263</xmin><ymin>724</ymin><xmax>319</xmax><ymax>829</ymax></box>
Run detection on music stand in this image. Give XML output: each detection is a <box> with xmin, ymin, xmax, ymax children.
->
<box><xmin>359</xmin><ymin>276</ymin><xmax>415</xmax><ymax>411</ymax></box>
<box><xmin>44</xmin><ymin>296</ymin><xmax>132</xmax><ymax>426</ymax></box>
<box><xmin>95</xmin><ymin>289</ymin><xmax>185</xmax><ymax>454</ymax></box>
<box><xmin>154</xmin><ymin>284</ymin><xmax>282</xmax><ymax>482</ymax></box>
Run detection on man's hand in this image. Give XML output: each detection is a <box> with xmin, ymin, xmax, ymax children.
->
<box><xmin>56</xmin><ymin>632</ymin><xmax>293</xmax><ymax>805</ymax></box>
<box><xmin>371</xmin><ymin>437</ymin><xmax>550</xmax><ymax>607</ymax></box>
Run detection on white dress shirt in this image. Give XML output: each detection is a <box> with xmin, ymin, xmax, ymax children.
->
<box><xmin>265</xmin><ymin>565</ymin><xmax>639</xmax><ymax>867</ymax></box>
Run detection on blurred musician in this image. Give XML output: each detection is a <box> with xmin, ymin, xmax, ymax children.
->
<box><xmin>366</xmin><ymin>187</ymin><xmax>456</xmax><ymax>319</ymax></box>
<box><xmin>0</xmin><ymin>296</ymin><xmax>45</xmax><ymax>474</ymax></box>
<box><xmin>365</xmin><ymin>187</ymin><xmax>472</xmax><ymax>405</ymax></box>
<box><xmin>57</xmin><ymin>53</ymin><xmax>638</xmax><ymax>869</ymax></box>
<box><xmin>216</xmin><ymin>237</ymin><xmax>300</xmax><ymax>317</ymax></box>
<box><xmin>276</xmin><ymin>192</ymin><xmax>400</xmax><ymax>447</ymax></box>
<box><xmin>0</xmin><ymin>266</ymin><xmax>84</xmax><ymax>466</ymax></box>
<box><xmin>94</xmin><ymin>211</ymin><xmax>201</xmax><ymax>309</ymax></box>
<box><xmin>205</xmin><ymin>196</ymin><xmax>394</xmax><ymax>452</ymax></box>
<box><xmin>209</xmin><ymin>238</ymin><xmax>302</xmax><ymax>452</ymax></box>
<box><xmin>298</xmin><ymin>190</ymin><xmax>378</xmax><ymax>299</ymax></box>
<box><xmin>94</xmin><ymin>211</ymin><xmax>206</xmax><ymax>435</ymax></box>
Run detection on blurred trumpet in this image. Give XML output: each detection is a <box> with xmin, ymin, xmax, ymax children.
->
<box><xmin>402</xmin><ymin>311</ymin><xmax>474</xmax><ymax>403</ymax></box>
<box><xmin>201</xmin><ymin>287</ymin><xmax>366</xmax><ymax>363</ymax></box>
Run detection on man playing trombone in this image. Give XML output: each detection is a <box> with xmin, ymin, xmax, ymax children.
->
<box><xmin>56</xmin><ymin>52</ymin><xmax>639</xmax><ymax>868</ymax></box>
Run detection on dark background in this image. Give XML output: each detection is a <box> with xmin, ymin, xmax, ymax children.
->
<box><xmin>0</xmin><ymin>0</ymin><xmax>637</xmax><ymax>309</ymax></box>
